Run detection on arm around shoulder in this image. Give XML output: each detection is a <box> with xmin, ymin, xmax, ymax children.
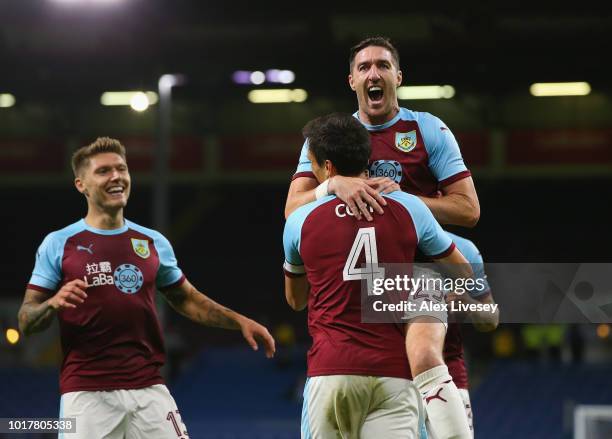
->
<box><xmin>285</xmin><ymin>176</ymin><xmax>318</xmax><ymax>219</ymax></box>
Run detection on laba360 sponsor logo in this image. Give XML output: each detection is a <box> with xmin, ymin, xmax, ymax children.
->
<box><xmin>83</xmin><ymin>262</ymin><xmax>144</xmax><ymax>294</ymax></box>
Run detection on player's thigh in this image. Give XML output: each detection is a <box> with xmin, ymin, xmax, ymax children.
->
<box><xmin>126</xmin><ymin>385</ymin><xmax>189</xmax><ymax>439</ymax></box>
<box><xmin>59</xmin><ymin>391</ymin><xmax>127</xmax><ymax>439</ymax></box>
<box><xmin>302</xmin><ymin>375</ymin><xmax>371</xmax><ymax>439</ymax></box>
<box><xmin>360</xmin><ymin>377</ymin><xmax>422</xmax><ymax>439</ymax></box>
<box><xmin>405</xmin><ymin>318</ymin><xmax>447</xmax><ymax>375</ymax></box>
<box><xmin>458</xmin><ymin>389</ymin><xmax>474</xmax><ymax>437</ymax></box>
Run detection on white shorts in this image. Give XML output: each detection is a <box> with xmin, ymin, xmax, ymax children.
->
<box><xmin>425</xmin><ymin>388</ymin><xmax>473</xmax><ymax>439</ymax></box>
<box><xmin>59</xmin><ymin>384</ymin><xmax>188</xmax><ymax>439</ymax></box>
<box><xmin>301</xmin><ymin>375</ymin><xmax>424</xmax><ymax>439</ymax></box>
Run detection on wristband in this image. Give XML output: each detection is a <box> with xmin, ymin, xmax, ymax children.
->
<box><xmin>315</xmin><ymin>179</ymin><xmax>329</xmax><ymax>200</ymax></box>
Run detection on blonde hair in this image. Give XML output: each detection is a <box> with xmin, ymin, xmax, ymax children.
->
<box><xmin>71</xmin><ymin>137</ymin><xmax>126</xmax><ymax>176</ymax></box>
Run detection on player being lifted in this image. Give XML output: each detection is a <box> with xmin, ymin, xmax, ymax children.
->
<box><xmin>19</xmin><ymin>137</ymin><xmax>275</xmax><ymax>439</ymax></box>
<box><xmin>283</xmin><ymin>113</ymin><xmax>474</xmax><ymax>438</ymax></box>
<box><xmin>285</xmin><ymin>37</ymin><xmax>480</xmax><ymax>438</ymax></box>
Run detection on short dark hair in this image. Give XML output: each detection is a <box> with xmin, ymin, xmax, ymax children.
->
<box><xmin>349</xmin><ymin>36</ymin><xmax>400</xmax><ymax>71</ymax></box>
<box><xmin>303</xmin><ymin>113</ymin><xmax>371</xmax><ymax>176</ymax></box>
<box><xmin>71</xmin><ymin>137</ymin><xmax>126</xmax><ymax>176</ymax></box>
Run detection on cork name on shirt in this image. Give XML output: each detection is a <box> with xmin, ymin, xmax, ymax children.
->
<box><xmin>335</xmin><ymin>203</ymin><xmax>374</xmax><ymax>218</ymax></box>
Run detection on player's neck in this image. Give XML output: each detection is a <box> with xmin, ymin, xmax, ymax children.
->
<box><xmin>358</xmin><ymin>105</ymin><xmax>399</xmax><ymax>126</ymax></box>
<box><xmin>84</xmin><ymin>207</ymin><xmax>125</xmax><ymax>230</ymax></box>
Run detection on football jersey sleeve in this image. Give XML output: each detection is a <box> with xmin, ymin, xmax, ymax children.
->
<box><xmin>283</xmin><ymin>213</ymin><xmax>305</xmax><ymax>276</ymax></box>
<box><xmin>446</xmin><ymin>232</ymin><xmax>491</xmax><ymax>298</ymax></box>
<box><xmin>384</xmin><ymin>191</ymin><xmax>454</xmax><ymax>258</ymax></box>
<box><xmin>420</xmin><ymin>113</ymin><xmax>470</xmax><ymax>187</ymax></box>
<box><xmin>293</xmin><ymin>139</ymin><xmax>316</xmax><ymax>180</ymax></box>
<box><xmin>28</xmin><ymin>232</ymin><xmax>65</xmax><ymax>292</ymax></box>
<box><xmin>152</xmin><ymin>234</ymin><xmax>184</xmax><ymax>289</ymax></box>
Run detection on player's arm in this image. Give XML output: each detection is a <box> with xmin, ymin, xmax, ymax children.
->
<box><xmin>420</xmin><ymin>114</ymin><xmax>480</xmax><ymax>227</ymax></box>
<box><xmin>472</xmin><ymin>292</ymin><xmax>499</xmax><ymax>331</ymax></box>
<box><xmin>285</xmin><ymin>176</ymin><xmax>317</xmax><ymax>218</ymax></box>
<box><xmin>282</xmin><ymin>204</ymin><xmax>312</xmax><ymax>311</ymax></box>
<box><xmin>418</xmin><ymin>177</ymin><xmax>480</xmax><ymax>227</ymax></box>
<box><xmin>18</xmin><ymin>290</ymin><xmax>55</xmax><ymax>336</ymax></box>
<box><xmin>160</xmin><ymin>279</ymin><xmax>275</xmax><ymax>358</ymax></box>
<box><xmin>432</xmin><ymin>247</ymin><xmax>474</xmax><ymax>280</ymax></box>
<box><xmin>428</xmin><ymin>240</ymin><xmax>499</xmax><ymax>330</ymax></box>
<box><xmin>398</xmin><ymin>191</ymin><xmax>475</xmax><ymax>279</ymax></box>
<box><xmin>18</xmin><ymin>279</ymin><xmax>89</xmax><ymax>336</ymax></box>
<box><xmin>446</xmin><ymin>291</ymin><xmax>499</xmax><ymax>332</ymax></box>
<box><xmin>430</xmin><ymin>243</ymin><xmax>500</xmax><ymax>329</ymax></box>
<box><xmin>285</xmin><ymin>176</ymin><xmax>396</xmax><ymax>221</ymax></box>
<box><xmin>284</xmin><ymin>274</ymin><xmax>309</xmax><ymax>311</ymax></box>
<box><xmin>285</xmin><ymin>141</ymin><xmax>395</xmax><ymax>220</ymax></box>
<box><xmin>445</xmin><ymin>236</ymin><xmax>498</xmax><ymax>330</ymax></box>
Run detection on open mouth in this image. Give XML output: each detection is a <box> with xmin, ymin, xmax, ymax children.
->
<box><xmin>367</xmin><ymin>86</ymin><xmax>384</xmax><ymax>102</ymax></box>
<box><xmin>106</xmin><ymin>186</ymin><xmax>125</xmax><ymax>197</ymax></box>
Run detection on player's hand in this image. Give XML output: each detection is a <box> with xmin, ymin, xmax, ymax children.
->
<box><xmin>328</xmin><ymin>175</ymin><xmax>387</xmax><ymax>221</ymax></box>
<box><xmin>445</xmin><ymin>292</ymin><xmax>469</xmax><ymax>321</ymax></box>
<box><xmin>368</xmin><ymin>176</ymin><xmax>400</xmax><ymax>194</ymax></box>
<box><xmin>48</xmin><ymin>279</ymin><xmax>88</xmax><ymax>310</ymax></box>
<box><xmin>238</xmin><ymin>317</ymin><xmax>276</xmax><ymax>359</ymax></box>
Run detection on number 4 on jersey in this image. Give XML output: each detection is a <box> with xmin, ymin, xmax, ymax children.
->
<box><xmin>342</xmin><ymin>227</ymin><xmax>385</xmax><ymax>295</ymax></box>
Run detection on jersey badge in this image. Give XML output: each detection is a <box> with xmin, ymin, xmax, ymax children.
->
<box><xmin>131</xmin><ymin>238</ymin><xmax>150</xmax><ymax>259</ymax></box>
<box><xmin>395</xmin><ymin>131</ymin><xmax>417</xmax><ymax>152</ymax></box>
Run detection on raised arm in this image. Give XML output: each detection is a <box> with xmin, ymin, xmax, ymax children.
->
<box><xmin>419</xmin><ymin>177</ymin><xmax>480</xmax><ymax>227</ymax></box>
<box><xmin>160</xmin><ymin>279</ymin><xmax>275</xmax><ymax>358</ymax></box>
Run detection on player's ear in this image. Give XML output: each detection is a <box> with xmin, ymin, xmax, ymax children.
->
<box><xmin>396</xmin><ymin>69</ymin><xmax>403</xmax><ymax>87</ymax></box>
<box><xmin>75</xmin><ymin>177</ymin><xmax>88</xmax><ymax>196</ymax></box>
<box><xmin>324</xmin><ymin>160</ymin><xmax>337</xmax><ymax>178</ymax></box>
<box><xmin>348</xmin><ymin>74</ymin><xmax>356</xmax><ymax>91</ymax></box>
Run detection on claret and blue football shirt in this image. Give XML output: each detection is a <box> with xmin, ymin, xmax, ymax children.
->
<box><xmin>294</xmin><ymin>108</ymin><xmax>471</xmax><ymax>196</ymax></box>
<box><xmin>27</xmin><ymin>219</ymin><xmax>184</xmax><ymax>394</ymax></box>
<box><xmin>283</xmin><ymin>191</ymin><xmax>455</xmax><ymax>379</ymax></box>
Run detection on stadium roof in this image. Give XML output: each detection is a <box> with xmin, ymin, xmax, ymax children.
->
<box><xmin>1</xmin><ymin>2</ymin><xmax>610</xmax><ymax>102</ymax></box>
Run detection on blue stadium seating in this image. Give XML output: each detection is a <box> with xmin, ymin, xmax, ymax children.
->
<box><xmin>472</xmin><ymin>361</ymin><xmax>612</xmax><ymax>439</ymax></box>
<box><xmin>3</xmin><ymin>355</ymin><xmax>612</xmax><ymax>438</ymax></box>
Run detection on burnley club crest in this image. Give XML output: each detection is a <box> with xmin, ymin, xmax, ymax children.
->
<box><xmin>131</xmin><ymin>238</ymin><xmax>150</xmax><ymax>259</ymax></box>
<box><xmin>395</xmin><ymin>131</ymin><xmax>417</xmax><ymax>152</ymax></box>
